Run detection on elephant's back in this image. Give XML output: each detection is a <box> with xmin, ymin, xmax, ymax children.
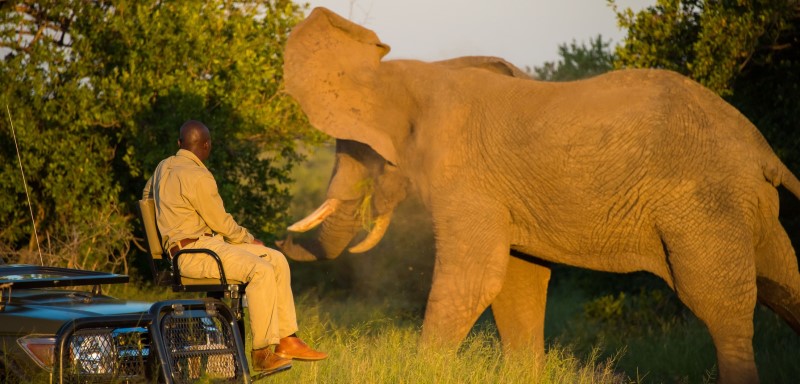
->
<box><xmin>488</xmin><ymin>68</ymin><xmax>772</xmax><ymax>264</ymax></box>
<box><xmin>509</xmin><ymin>68</ymin><xmax>770</xmax><ymax>188</ymax></box>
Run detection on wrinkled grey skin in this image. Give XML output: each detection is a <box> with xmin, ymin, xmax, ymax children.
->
<box><xmin>278</xmin><ymin>7</ymin><xmax>800</xmax><ymax>384</ymax></box>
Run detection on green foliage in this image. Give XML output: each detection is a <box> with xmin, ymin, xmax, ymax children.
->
<box><xmin>532</xmin><ymin>35</ymin><xmax>616</xmax><ymax>81</ymax></box>
<box><xmin>582</xmin><ymin>289</ymin><xmax>687</xmax><ymax>337</ymax></box>
<box><xmin>612</xmin><ymin>0</ymin><xmax>797</xmax><ymax>96</ymax></box>
<box><xmin>611</xmin><ymin>1</ymin><xmax>703</xmax><ymax>80</ymax></box>
<box><xmin>545</xmin><ymin>278</ymin><xmax>800</xmax><ymax>383</ymax></box>
<box><xmin>0</xmin><ymin>1</ymin><xmax>320</xmax><ymax>269</ymax></box>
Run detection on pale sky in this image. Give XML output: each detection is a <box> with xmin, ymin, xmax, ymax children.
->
<box><xmin>303</xmin><ymin>0</ymin><xmax>654</xmax><ymax>69</ymax></box>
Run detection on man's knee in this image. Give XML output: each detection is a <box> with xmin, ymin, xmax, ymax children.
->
<box><xmin>241</xmin><ymin>244</ymin><xmax>290</xmax><ymax>272</ymax></box>
<box><xmin>249</xmin><ymin>260</ymin><xmax>277</xmax><ymax>281</ymax></box>
<box><xmin>266</xmin><ymin>248</ymin><xmax>290</xmax><ymax>274</ymax></box>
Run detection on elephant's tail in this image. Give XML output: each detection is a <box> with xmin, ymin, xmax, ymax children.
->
<box><xmin>765</xmin><ymin>157</ymin><xmax>800</xmax><ymax>200</ymax></box>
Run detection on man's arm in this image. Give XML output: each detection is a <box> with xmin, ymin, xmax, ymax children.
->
<box><xmin>142</xmin><ymin>176</ymin><xmax>154</xmax><ymax>199</ymax></box>
<box><xmin>188</xmin><ymin>172</ymin><xmax>255</xmax><ymax>244</ymax></box>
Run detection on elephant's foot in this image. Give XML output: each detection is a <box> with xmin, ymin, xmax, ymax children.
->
<box><xmin>715</xmin><ymin>348</ymin><xmax>758</xmax><ymax>384</ymax></box>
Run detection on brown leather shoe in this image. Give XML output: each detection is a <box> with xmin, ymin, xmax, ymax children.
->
<box><xmin>251</xmin><ymin>347</ymin><xmax>292</xmax><ymax>373</ymax></box>
<box><xmin>275</xmin><ymin>336</ymin><xmax>328</xmax><ymax>361</ymax></box>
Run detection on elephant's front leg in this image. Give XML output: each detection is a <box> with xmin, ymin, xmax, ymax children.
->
<box><xmin>420</xmin><ymin>200</ymin><xmax>511</xmax><ymax>349</ymax></box>
<box><xmin>492</xmin><ymin>255</ymin><xmax>550</xmax><ymax>363</ymax></box>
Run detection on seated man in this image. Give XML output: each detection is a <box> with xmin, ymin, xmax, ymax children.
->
<box><xmin>142</xmin><ymin>120</ymin><xmax>327</xmax><ymax>373</ymax></box>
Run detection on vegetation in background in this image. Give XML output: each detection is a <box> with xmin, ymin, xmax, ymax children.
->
<box><xmin>544</xmin><ymin>272</ymin><xmax>800</xmax><ymax>383</ymax></box>
<box><xmin>531</xmin><ymin>35</ymin><xmax>616</xmax><ymax>81</ymax></box>
<box><xmin>0</xmin><ymin>1</ymin><xmax>322</xmax><ymax>271</ymax></box>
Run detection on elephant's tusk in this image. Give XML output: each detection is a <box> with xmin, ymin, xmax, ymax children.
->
<box><xmin>348</xmin><ymin>211</ymin><xmax>392</xmax><ymax>253</ymax></box>
<box><xmin>288</xmin><ymin>198</ymin><xmax>341</xmax><ymax>232</ymax></box>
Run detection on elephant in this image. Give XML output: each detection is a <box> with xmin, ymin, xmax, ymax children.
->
<box><xmin>277</xmin><ymin>7</ymin><xmax>800</xmax><ymax>384</ymax></box>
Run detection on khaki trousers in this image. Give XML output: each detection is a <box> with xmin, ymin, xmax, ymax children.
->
<box><xmin>176</xmin><ymin>235</ymin><xmax>298</xmax><ymax>349</ymax></box>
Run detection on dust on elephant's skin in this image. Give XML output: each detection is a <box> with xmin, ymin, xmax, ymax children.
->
<box><xmin>278</xmin><ymin>7</ymin><xmax>800</xmax><ymax>384</ymax></box>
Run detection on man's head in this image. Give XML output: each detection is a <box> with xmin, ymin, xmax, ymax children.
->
<box><xmin>178</xmin><ymin>120</ymin><xmax>212</xmax><ymax>162</ymax></box>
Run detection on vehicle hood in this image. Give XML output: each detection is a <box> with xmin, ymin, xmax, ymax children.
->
<box><xmin>1</xmin><ymin>289</ymin><xmax>152</xmax><ymax>335</ymax></box>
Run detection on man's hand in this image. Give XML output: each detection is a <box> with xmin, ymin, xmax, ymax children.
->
<box><xmin>253</xmin><ymin>238</ymin><xmax>264</xmax><ymax>246</ymax></box>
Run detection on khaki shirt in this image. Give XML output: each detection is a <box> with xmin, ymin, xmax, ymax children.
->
<box><xmin>143</xmin><ymin>149</ymin><xmax>254</xmax><ymax>249</ymax></box>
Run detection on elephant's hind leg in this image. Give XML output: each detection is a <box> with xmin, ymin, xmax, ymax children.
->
<box><xmin>754</xmin><ymin>217</ymin><xmax>800</xmax><ymax>334</ymax></box>
<box><xmin>662</xmin><ymin>222</ymin><xmax>759</xmax><ymax>384</ymax></box>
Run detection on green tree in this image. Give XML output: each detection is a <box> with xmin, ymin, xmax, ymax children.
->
<box><xmin>532</xmin><ymin>35</ymin><xmax>616</xmax><ymax>81</ymax></box>
<box><xmin>612</xmin><ymin>0</ymin><xmax>800</xmax><ymax>169</ymax></box>
<box><xmin>0</xmin><ymin>1</ymin><xmax>321</xmax><ymax>271</ymax></box>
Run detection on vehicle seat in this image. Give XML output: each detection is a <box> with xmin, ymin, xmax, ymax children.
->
<box><xmin>137</xmin><ymin>198</ymin><xmax>247</xmax><ymax>335</ymax></box>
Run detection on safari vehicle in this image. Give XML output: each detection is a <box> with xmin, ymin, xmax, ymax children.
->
<box><xmin>0</xmin><ymin>262</ymin><xmax>252</xmax><ymax>383</ymax></box>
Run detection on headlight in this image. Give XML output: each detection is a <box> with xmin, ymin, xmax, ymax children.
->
<box><xmin>65</xmin><ymin>327</ymin><xmax>150</xmax><ymax>376</ymax></box>
<box><xmin>70</xmin><ymin>333</ymin><xmax>114</xmax><ymax>374</ymax></box>
<box><xmin>17</xmin><ymin>335</ymin><xmax>56</xmax><ymax>371</ymax></box>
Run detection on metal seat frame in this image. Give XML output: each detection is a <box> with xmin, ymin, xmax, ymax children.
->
<box><xmin>137</xmin><ymin>199</ymin><xmax>246</xmax><ymax>337</ymax></box>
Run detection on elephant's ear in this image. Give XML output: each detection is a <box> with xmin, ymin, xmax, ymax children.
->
<box><xmin>435</xmin><ymin>56</ymin><xmax>532</xmax><ymax>80</ymax></box>
<box><xmin>284</xmin><ymin>7</ymin><xmax>399</xmax><ymax>164</ymax></box>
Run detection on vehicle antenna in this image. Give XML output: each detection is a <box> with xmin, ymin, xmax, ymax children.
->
<box><xmin>6</xmin><ymin>105</ymin><xmax>44</xmax><ymax>266</ymax></box>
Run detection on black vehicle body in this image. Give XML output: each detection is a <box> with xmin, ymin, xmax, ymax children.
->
<box><xmin>0</xmin><ymin>264</ymin><xmax>251</xmax><ymax>383</ymax></box>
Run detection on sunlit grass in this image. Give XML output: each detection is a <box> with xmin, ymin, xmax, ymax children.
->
<box><xmin>244</xmin><ymin>294</ymin><xmax>627</xmax><ymax>384</ymax></box>
<box><xmin>104</xmin><ymin>273</ymin><xmax>799</xmax><ymax>383</ymax></box>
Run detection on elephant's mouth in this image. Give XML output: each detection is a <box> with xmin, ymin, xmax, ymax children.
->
<box><xmin>287</xmin><ymin>197</ymin><xmax>393</xmax><ymax>254</ymax></box>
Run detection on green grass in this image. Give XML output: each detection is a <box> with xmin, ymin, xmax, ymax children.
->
<box><xmin>239</xmin><ymin>282</ymin><xmax>798</xmax><ymax>384</ymax></box>
<box><xmin>248</xmin><ymin>294</ymin><xmax>625</xmax><ymax>384</ymax></box>
<box><xmin>542</xmin><ymin>275</ymin><xmax>800</xmax><ymax>384</ymax></box>
<box><xmin>108</xmin><ymin>271</ymin><xmax>800</xmax><ymax>383</ymax></box>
